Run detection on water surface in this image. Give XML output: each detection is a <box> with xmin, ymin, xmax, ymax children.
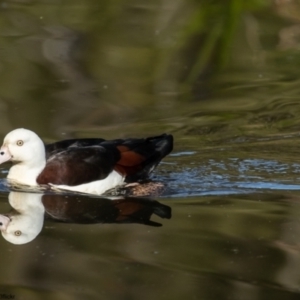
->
<box><xmin>1</xmin><ymin>0</ymin><xmax>300</xmax><ymax>299</ymax></box>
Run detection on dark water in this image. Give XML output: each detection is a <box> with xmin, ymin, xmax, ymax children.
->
<box><xmin>1</xmin><ymin>0</ymin><xmax>300</xmax><ymax>299</ymax></box>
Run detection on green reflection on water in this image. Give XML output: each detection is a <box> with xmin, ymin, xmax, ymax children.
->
<box><xmin>0</xmin><ymin>0</ymin><xmax>288</xmax><ymax>137</ymax></box>
<box><xmin>0</xmin><ymin>0</ymin><xmax>300</xmax><ymax>299</ymax></box>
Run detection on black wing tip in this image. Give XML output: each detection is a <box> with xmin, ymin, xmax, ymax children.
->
<box><xmin>147</xmin><ymin>133</ymin><xmax>174</xmax><ymax>156</ymax></box>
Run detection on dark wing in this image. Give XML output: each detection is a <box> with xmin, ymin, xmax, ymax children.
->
<box><xmin>45</xmin><ymin>138</ymin><xmax>106</xmax><ymax>159</ymax></box>
<box><xmin>37</xmin><ymin>146</ymin><xmax>119</xmax><ymax>186</ymax></box>
<box><xmin>101</xmin><ymin>134</ymin><xmax>173</xmax><ymax>182</ymax></box>
<box><xmin>39</xmin><ymin>133</ymin><xmax>173</xmax><ymax>185</ymax></box>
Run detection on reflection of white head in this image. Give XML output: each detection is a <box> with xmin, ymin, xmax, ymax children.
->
<box><xmin>0</xmin><ymin>192</ymin><xmax>45</xmax><ymax>245</ymax></box>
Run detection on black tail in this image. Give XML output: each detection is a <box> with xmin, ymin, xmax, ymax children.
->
<box><xmin>125</xmin><ymin>134</ymin><xmax>173</xmax><ymax>182</ymax></box>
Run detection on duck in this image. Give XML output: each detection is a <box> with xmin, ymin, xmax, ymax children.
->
<box><xmin>0</xmin><ymin>128</ymin><xmax>173</xmax><ymax>195</ymax></box>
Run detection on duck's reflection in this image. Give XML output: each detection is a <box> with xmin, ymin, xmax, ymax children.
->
<box><xmin>0</xmin><ymin>192</ymin><xmax>172</xmax><ymax>245</ymax></box>
<box><xmin>0</xmin><ymin>192</ymin><xmax>45</xmax><ymax>245</ymax></box>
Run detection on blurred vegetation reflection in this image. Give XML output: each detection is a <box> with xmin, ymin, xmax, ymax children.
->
<box><xmin>0</xmin><ymin>0</ymin><xmax>294</xmax><ymax>136</ymax></box>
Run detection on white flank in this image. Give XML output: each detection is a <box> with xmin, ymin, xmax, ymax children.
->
<box><xmin>50</xmin><ymin>170</ymin><xmax>125</xmax><ymax>195</ymax></box>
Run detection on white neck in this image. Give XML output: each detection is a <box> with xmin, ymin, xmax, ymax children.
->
<box><xmin>7</xmin><ymin>161</ymin><xmax>46</xmax><ymax>186</ymax></box>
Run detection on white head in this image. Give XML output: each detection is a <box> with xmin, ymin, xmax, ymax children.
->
<box><xmin>0</xmin><ymin>192</ymin><xmax>45</xmax><ymax>245</ymax></box>
<box><xmin>0</xmin><ymin>128</ymin><xmax>45</xmax><ymax>165</ymax></box>
<box><xmin>0</xmin><ymin>129</ymin><xmax>46</xmax><ymax>185</ymax></box>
